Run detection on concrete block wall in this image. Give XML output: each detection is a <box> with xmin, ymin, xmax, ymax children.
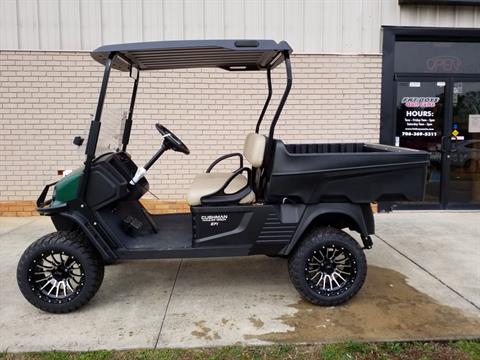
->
<box><xmin>0</xmin><ymin>51</ymin><xmax>381</xmax><ymax>211</ymax></box>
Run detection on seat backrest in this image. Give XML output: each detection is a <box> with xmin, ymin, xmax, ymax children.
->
<box><xmin>243</xmin><ymin>132</ymin><xmax>266</xmax><ymax>168</ymax></box>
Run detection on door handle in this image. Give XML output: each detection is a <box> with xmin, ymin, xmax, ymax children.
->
<box><xmin>441</xmin><ymin>136</ymin><xmax>451</xmax><ymax>153</ymax></box>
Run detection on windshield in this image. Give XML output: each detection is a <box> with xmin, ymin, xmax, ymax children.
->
<box><xmin>79</xmin><ymin>107</ymin><xmax>127</xmax><ymax>156</ymax></box>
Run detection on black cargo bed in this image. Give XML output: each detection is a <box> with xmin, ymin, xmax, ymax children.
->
<box><xmin>265</xmin><ymin>141</ymin><xmax>430</xmax><ymax>204</ymax></box>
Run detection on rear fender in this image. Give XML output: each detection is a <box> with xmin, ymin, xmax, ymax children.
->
<box><xmin>51</xmin><ymin>212</ymin><xmax>118</xmax><ymax>263</ymax></box>
<box><xmin>281</xmin><ymin>203</ymin><xmax>374</xmax><ymax>255</ymax></box>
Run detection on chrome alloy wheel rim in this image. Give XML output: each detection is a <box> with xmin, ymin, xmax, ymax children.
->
<box><xmin>304</xmin><ymin>244</ymin><xmax>357</xmax><ymax>297</ymax></box>
<box><xmin>27</xmin><ymin>250</ymin><xmax>85</xmax><ymax>304</ymax></box>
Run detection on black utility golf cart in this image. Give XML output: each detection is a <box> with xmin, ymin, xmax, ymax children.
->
<box><xmin>17</xmin><ymin>40</ymin><xmax>429</xmax><ymax>313</ymax></box>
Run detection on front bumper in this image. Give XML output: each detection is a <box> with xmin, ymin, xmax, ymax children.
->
<box><xmin>37</xmin><ymin>182</ymin><xmax>67</xmax><ymax>215</ymax></box>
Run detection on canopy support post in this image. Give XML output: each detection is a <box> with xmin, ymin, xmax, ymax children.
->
<box><xmin>267</xmin><ymin>51</ymin><xmax>292</xmax><ymax>143</ymax></box>
<box><xmin>255</xmin><ymin>67</ymin><xmax>272</xmax><ymax>133</ymax></box>
<box><xmin>78</xmin><ymin>52</ymin><xmax>115</xmax><ymax>200</ymax></box>
<box><xmin>257</xmin><ymin>52</ymin><xmax>292</xmax><ymax>199</ymax></box>
<box><xmin>122</xmin><ymin>70</ymin><xmax>140</xmax><ymax>152</ymax></box>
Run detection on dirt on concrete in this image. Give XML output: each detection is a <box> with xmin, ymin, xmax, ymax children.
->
<box><xmin>248</xmin><ymin>266</ymin><xmax>480</xmax><ymax>343</ymax></box>
<box><xmin>191</xmin><ymin>320</ymin><xmax>221</xmax><ymax>341</ymax></box>
<box><xmin>249</xmin><ymin>315</ymin><xmax>265</xmax><ymax>329</ymax></box>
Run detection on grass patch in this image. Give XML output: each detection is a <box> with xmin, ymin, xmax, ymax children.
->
<box><xmin>321</xmin><ymin>341</ymin><xmax>373</xmax><ymax>360</ymax></box>
<box><xmin>455</xmin><ymin>340</ymin><xmax>480</xmax><ymax>359</ymax></box>
<box><xmin>2</xmin><ymin>340</ymin><xmax>479</xmax><ymax>360</ymax></box>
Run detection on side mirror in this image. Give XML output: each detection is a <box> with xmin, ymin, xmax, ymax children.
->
<box><xmin>73</xmin><ymin>136</ymin><xmax>84</xmax><ymax>146</ymax></box>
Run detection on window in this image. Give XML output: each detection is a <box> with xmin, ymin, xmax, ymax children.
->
<box><xmin>395</xmin><ymin>41</ymin><xmax>480</xmax><ymax>74</ymax></box>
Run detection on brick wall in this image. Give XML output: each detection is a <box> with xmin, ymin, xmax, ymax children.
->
<box><xmin>0</xmin><ymin>51</ymin><xmax>381</xmax><ymax>208</ymax></box>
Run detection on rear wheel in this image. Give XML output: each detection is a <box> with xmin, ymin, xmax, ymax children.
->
<box><xmin>288</xmin><ymin>227</ymin><xmax>367</xmax><ymax>306</ymax></box>
<box><xmin>17</xmin><ymin>231</ymin><xmax>104</xmax><ymax>313</ymax></box>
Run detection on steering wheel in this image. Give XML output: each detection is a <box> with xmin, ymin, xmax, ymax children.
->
<box><xmin>155</xmin><ymin>124</ymin><xmax>190</xmax><ymax>155</ymax></box>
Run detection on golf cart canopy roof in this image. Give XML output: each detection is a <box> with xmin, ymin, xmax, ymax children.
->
<box><xmin>82</xmin><ymin>39</ymin><xmax>293</xmax><ymax>181</ymax></box>
<box><xmin>91</xmin><ymin>39</ymin><xmax>292</xmax><ymax>71</ymax></box>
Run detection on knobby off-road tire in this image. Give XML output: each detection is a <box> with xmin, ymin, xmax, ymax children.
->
<box><xmin>288</xmin><ymin>227</ymin><xmax>367</xmax><ymax>306</ymax></box>
<box><xmin>17</xmin><ymin>231</ymin><xmax>104</xmax><ymax>313</ymax></box>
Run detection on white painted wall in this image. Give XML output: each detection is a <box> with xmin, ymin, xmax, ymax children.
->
<box><xmin>1</xmin><ymin>0</ymin><xmax>480</xmax><ymax>53</ymax></box>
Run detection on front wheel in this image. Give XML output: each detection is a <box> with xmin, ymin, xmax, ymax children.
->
<box><xmin>17</xmin><ymin>231</ymin><xmax>104</xmax><ymax>313</ymax></box>
<box><xmin>288</xmin><ymin>227</ymin><xmax>367</xmax><ymax>306</ymax></box>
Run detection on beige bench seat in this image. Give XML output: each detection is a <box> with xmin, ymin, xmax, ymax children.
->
<box><xmin>187</xmin><ymin>133</ymin><xmax>266</xmax><ymax>206</ymax></box>
<box><xmin>187</xmin><ymin>172</ymin><xmax>255</xmax><ymax>206</ymax></box>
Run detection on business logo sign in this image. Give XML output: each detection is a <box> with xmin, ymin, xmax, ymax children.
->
<box><xmin>401</xmin><ymin>97</ymin><xmax>440</xmax><ymax>108</ymax></box>
<box><xmin>399</xmin><ymin>94</ymin><xmax>441</xmax><ymax>138</ymax></box>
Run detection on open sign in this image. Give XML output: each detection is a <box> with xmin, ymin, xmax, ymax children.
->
<box><xmin>426</xmin><ymin>56</ymin><xmax>462</xmax><ymax>72</ymax></box>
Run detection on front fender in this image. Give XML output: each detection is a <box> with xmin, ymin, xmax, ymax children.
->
<box><xmin>281</xmin><ymin>203</ymin><xmax>374</xmax><ymax>255</ymax></box>
<box><xmin>50</xmin><ymin>212</ymin><xmax>118</xmax><ymax>263</ymax></box>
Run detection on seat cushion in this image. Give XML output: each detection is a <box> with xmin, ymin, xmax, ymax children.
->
<box><xmin>187</xmin><ymin>172</ymin><xmax>255</xmax><ymax>206</ymax></box>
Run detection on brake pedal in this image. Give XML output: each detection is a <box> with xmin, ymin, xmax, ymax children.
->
<box><xmin>121</xmin><ymin>216</ymin><xmax>143</xmax><ymax>235</ymax></box>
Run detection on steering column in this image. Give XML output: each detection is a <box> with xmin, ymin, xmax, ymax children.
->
<box><xmin>130</xmin><ymin>123</ymin><xmax>190</xmax><ymax>185</ymax></box>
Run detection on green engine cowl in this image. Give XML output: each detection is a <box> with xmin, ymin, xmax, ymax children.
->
<box><xmin>51</xmin><ymin>168</ymin><xmax>83</xmax><ymax>206</ymax></box>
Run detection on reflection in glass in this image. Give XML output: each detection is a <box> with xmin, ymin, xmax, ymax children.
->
<box><xmin>450</xmin><ymin>83</ymin><xmax>480</xmax><ymax>204</ymax></box>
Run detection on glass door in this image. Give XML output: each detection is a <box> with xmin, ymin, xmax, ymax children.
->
<box><xmin>391</xmin><ymin>79</ymin><xmax>480</xmax><ymax>210</ymax></box>
<box><xmin>448</xmin><ymin>81</ymin><xmax>480</xmax><ymax>207</ymax></box>
<box><xmin>394</xmin><ymin>80</ymin><xmax>446</xmax><ymax>207</ymax></box>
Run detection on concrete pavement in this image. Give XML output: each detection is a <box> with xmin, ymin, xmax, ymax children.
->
<box><xmin>375</xmin><ymin>212</ymin><xmax>480</xmax><ymax>309</ymax></box>
<box><xmin>0</xmin><ymin>212</ymin><xmax>479</xmax><ymax>352</ymax></box>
